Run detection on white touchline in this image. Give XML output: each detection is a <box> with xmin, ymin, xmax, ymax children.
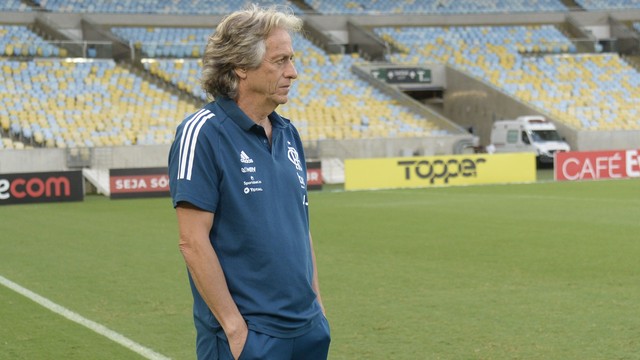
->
<box><xmin>0</xmin><ymin>275</ymin><xmax>171</xmax><ymax>360</ymax></box>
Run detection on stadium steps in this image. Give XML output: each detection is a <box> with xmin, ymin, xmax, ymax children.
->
<box><xmin>350</xmin><ymin>63</ymin><xmax>469</xmax><ymax>136</ymax></box>
<box><xmin>623</xmin><ymin>54</ymin><xmax>640</xmax><ymax>72</ymax></box>
<box><xmin>22</xmin><ymin>0</ymin><xmax>44</xmax><ymax>11</ymax></box>
<box><xmin>560</xmin><ymin>0</ymin><xmax>585</xmax><ymax>10</ymax></box>
<box><xmin>82</xmin><ymin>168</ymin><xmax>110</xmax><ymax>196</ymax></box>
<box><xmin>290</xmin><ymin>0</ymin><xmax>319</xmax><ymax>14</ymax></box>
<box><xmin>121</xmin><ymin>60</ymin><xmax>203</xmax><ymax>107</ymax></box>
<box><xmin>31</xmin><ymin>16</ymin><xmax>83</xmax><ymax>57</ymax></box>
<box><xmin>321</xmin><ymin>158</ymin><xmax>345</xmax><ymax>184</ymax></box>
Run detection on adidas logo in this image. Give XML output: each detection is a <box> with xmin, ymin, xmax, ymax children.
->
<box><xmin>240</xmin><ymin>151</ymin><xmax>254</xmax><ymax>164</ymax></box>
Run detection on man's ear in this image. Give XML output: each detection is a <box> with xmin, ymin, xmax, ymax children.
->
<box><xmin>235</xmin><ymin>67</ymin><xmax>247</xmax><ymax>79</ymax></box>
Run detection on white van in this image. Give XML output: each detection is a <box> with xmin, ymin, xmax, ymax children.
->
<box><xmin>489</xmin><ymin>115</ymin><xmax>570</xmax><ymax>164</ymax></box>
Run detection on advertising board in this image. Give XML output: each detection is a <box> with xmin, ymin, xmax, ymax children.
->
<box><xmin>307</xmin><ymin>161</ymin><xmax>322</xmax><ymax>191</ymax></box>
<box><xmin>371</xmin><ymin>68</ymin><xmax>432</xmax><ymax>84</ymax></box>
<box><xmin>109</xmin><ymin>168</ymin><xmax>170</xmax><ymax>199</ymax></box>
<box><xmin>345</xmin><ymin>153</ymin><xmax>536</xmax><ymax>190</ymax></box>
<box><xmin>555</xmin><ymin>149</ymin><xmax>640</xmax><ymax>181</ymax></box>
<box><xmin>0</xmin><ymin>171</ymin><xmax>84</xmax><ymax>205</ymax></box>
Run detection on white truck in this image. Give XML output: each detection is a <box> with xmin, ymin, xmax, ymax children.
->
<box><xmin>489</xmin><ymin>115</ymin><xmax>570</xmax><ymax>164</ymax></box>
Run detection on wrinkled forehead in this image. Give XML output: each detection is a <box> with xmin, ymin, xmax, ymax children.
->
<box><xmin>264</xmin><ymin>28</ymin><xmax>294</xmax><ymax>57</ymax></box>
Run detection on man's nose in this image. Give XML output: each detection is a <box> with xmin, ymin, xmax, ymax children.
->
<box><xmin>285</xmin><ymin>60</ymin><xmax>297</xmax><ymax>79</ymax></box>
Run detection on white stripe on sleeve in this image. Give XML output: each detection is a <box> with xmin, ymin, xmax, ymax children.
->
<box><xmin>186</xmin><ymin>115</ymin><xmax>211</xmax><ymax>181</ymax></box>
<box><xmin>177</xmin><ymin>109</ymin><xmax>206</xmax><ymax>179</ymax></box>
<box><xmin>177</xmin><ymin>109</ymin><xmax>214</xmax><ymax>180</ymax></box>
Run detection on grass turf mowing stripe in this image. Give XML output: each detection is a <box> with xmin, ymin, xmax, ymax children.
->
<box><xmin>0</xmin><ymin>275</ymin><xmax>171</xmax><ymax>360</ymax></box>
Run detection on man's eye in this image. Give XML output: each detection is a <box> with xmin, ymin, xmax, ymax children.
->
<box><xmin>275</xmin><ymin>57</ymin><xmax>293</xmax><ymax>65</ymax></box>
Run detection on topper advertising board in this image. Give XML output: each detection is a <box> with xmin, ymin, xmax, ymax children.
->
<box><xmin>345</xmin><ymin>153</ymin><xmax>536</xmax><ymax>191</ymax></box>
<box><xmin>0</xmin><ymin>170</ymin><xmax>84</xmax><ymax>205</ymax></box>
<box><xmin>555</xmin><ymin>149</ymin><xmax>640</xmax><ymax>181</ymax></box>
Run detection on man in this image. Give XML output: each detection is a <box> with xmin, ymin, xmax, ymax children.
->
<box><xmin>168</xmin><ymin>5</ymin><xmax>330</xmax><ymax>360</ymax></box>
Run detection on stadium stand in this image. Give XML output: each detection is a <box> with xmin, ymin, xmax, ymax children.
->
<box><xmin>279</xmin><ymin>35</ymin><xmax>444</xmax><ymax>140</ymax></box>
<box><xmin>0</xmin><ymin>59</ymin><xmax>193</xmax><ymax>148</ymax></box>
<box><xmin>142</xmin><ymin>59</ymin><xmax>206</xmax><ymax>100</ymax></box>
<box><xmin>2</xmin><ymin>0</ymin><xmax>640</xmax><ymax>157</ymax></box>
<box><xmin>111</xmin><ymin>27</ymin><xmax>211</xmax><ymax>58</ymax></box>
<box><xmin>528</xmin><ymin>54</ymin><xmax>640</xmax><ymax>130</ymax></box>
<box><xmin>131</xmin><ymin>31</ymin><xmax>446</xmax><ymax>142</ymax></box>
<box><xmin>31</xmin><ymin>0</ymin><xmax>303</xmax><ymax>15</ymax></box>
<box><xmin>0</xmin><ymin>0</ymin><xmax>32</xmax><ymax>11</ymax></box>
<box><xmin>574</xmin><ymin>0</ymin><xmax>640</xmax><ymax>10</ymax></box>
<box><xmin>22</xmin><ymin>0</ymin><xmax>640</xmax><ymax>14</ymax></box>
<box><xmin>376</xmin><ymin>25</ymin><xmax>640</xmax><ymax>131</ymax></box>
<box><xmin>303</xmin><ymin>0</ymin><xmax>567</xmax><ymax>14</ymax></box>
<box><xmin>0</xmin><ymin>25</ymin><xmax>65</xmax><ymax>57</ymax></box>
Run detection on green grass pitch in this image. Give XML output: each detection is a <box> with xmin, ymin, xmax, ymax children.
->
<box><xmin>1</xmin><ymin>177</ymin><xmax>639</xmax><ymax>359</ymax></box>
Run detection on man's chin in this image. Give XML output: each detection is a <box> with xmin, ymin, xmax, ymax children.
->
<box><xmin>274</xmin><ymin>95</ymin><xmax>289</xmax><ymax>105</ymax></box>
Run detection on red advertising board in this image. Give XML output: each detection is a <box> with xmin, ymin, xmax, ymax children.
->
<box><xmin>110</xmin><ymin>161</ymin><xmax>321</xmax><ymax>199</ymax></box>
<box><xmin>0</xmin><ymin>170</ymin><xmax>84</xmax><ymax>205</ymax></box>
<box><xmin>555</xmin><ymin>149</ymin><xmax>640</xmax><ymax>181</ymax></box>
<box><xmin>307</xmin><ymin>161</ymin><xmax>322</xmax><ymax>191</ymax></box>
<box><xmin>109</xmin><ymin>167</ymin><xmax>169</xmax><ymax>199</ymax></box>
